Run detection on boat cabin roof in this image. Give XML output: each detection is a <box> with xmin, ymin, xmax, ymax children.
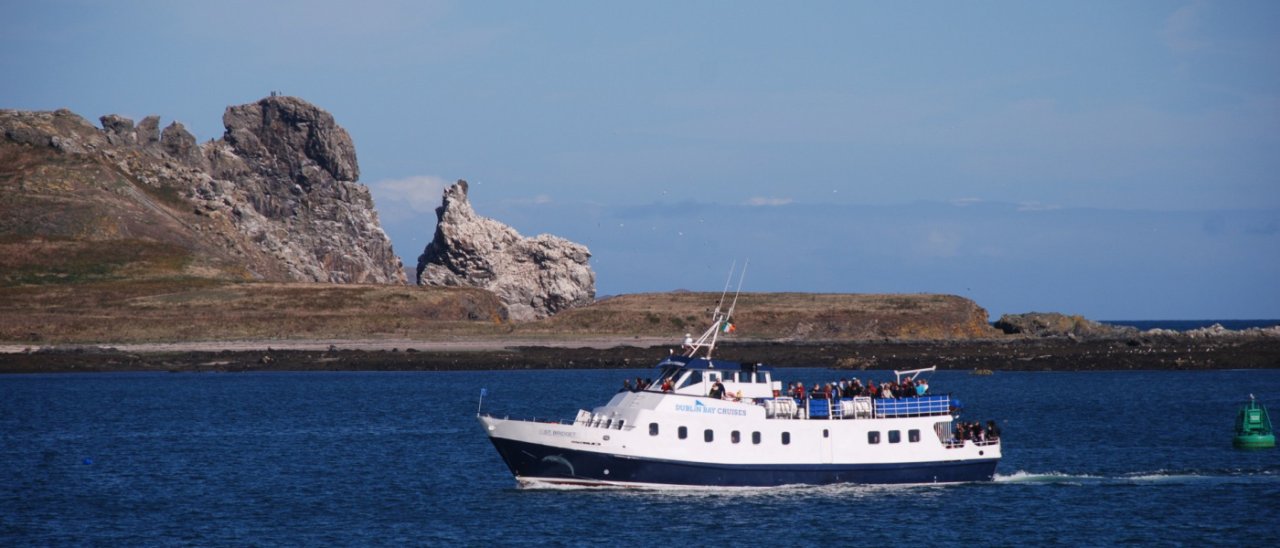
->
<box><xmin>656</xmin><ymin>355</ymin><xmax>773</xmax><ymax>374</ymax></box>
<box><xmin>648</xmin><ymin>355</ymin><xmax>777</xmax><ymax>397</ymax></box>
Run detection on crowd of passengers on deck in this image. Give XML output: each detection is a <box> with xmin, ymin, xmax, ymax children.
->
<box><xmin>786</xmin><ymin>377</ymin><xmax>929</xmax><ymax>400</ymax></box>
<box><xmin>955</xmin><ymin>420</ymin><xmax>1001</xmax><ymax>443</ymax></box>
<box><xmin>619</xmin><ymin>375</ymin><xmax>933</xmax><ymax>401</ymax></box>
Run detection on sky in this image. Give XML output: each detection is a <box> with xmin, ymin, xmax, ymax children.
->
<box><xmin>3</xmin><ymin>1</ymin><xmax>1278</xmax><ymax>320</ymax></box>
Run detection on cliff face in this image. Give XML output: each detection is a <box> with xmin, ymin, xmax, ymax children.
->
<box><xmin>0</xmin><ymin>97</ymin><xmax>405</xmax><ymax>285</ymax></box>
<box><xmin>416</xmin><ymin>180</ymin><xmax>595</xmax><ymax>320</ymax></box>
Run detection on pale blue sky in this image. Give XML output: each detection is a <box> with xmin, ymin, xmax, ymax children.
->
<box><xmin>4</xmin><ymin>1</ymin><xmax>1278</xmax><ymax>319</ymax></box>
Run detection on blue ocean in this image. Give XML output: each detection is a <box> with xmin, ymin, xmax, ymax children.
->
<box><xmin>1101</xmin><ymin>319</ymin><xmax>1280</xmax><ymax>331</ymax></box>
<box><xmin>3</xmin><ymin>368</ymin><xmax>1278</xmax><ymax>545</ymax></box>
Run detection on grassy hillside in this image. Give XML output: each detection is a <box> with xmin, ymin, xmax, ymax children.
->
<box><xmin>529</xmin><ymin>292</ymin><xmax>997</xmax><ymax>340</ymax></box>
<box><xmin>0</xmin><ymin>140</ymin><xmax>260</xmax><ymax>285</ymax></box>
<box><xmin>0</xmin><ymin>281</ymin><xmax>998</xmax><ymax>345</ymax></box>
<box><xmin>0</xmin><ymin>279</ymin><xmax>507</xmax><ymax>344</ymax></box>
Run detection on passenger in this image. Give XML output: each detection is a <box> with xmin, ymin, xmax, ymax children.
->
<box><xmin>709</xmin><ymin>381</ymin><xmax>725</xmax><ymax>399</ymax></box>
<box><xmin>661</xmin><ymin>378</ymin><xmax>674</xmax><ymax>393</ymax></box>
<box><xmin>681</xmin><ymin>333</ymin><xmax>694</xmax><ymax>353</ymax></box>
<box><xmin>916</xmin><ymin>379</ymin><xmax>929</xmax><ymax>396</ymax></box>
<box><xmin>634</xmin><ymin>377</ymin><xmax>645</xmax><ymax>391</ymax></box>
<box><xmin>822</xmin><ymin>383</ymin><xmax>833</xmax><ymax>401</ymax></box>
<box><xmin>986</xmin><ymin>420</ymin><xmax>1000</xmax><ymax>441</ymax></box>
<box><xmin>620</xmin><ymin>379</ymin><xmax>632</xmax><ymax>393</ymax></box>
<box><xmin>734</xmin><ymin>389</ymin><xmax>744</xmax><ymax>401</ymax></box>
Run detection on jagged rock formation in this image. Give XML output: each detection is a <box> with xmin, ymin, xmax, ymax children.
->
<box><xmin>0</xmin><ymin>96</ymin><xmax>405</xmax><ymax>284</ymax></box>
<box><xmin>994</xmin><ymin>312</ymin><xmax>1136</xmax><ymax>339</ymax></box>
<box><xmin>416</xmin><ymin>180</ymin><xmax>595</xmax><ymax>320</ymax></box>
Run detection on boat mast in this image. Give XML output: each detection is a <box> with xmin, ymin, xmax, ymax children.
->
<box><xmin>687</xmin><ymin>261</ymin><xmax>747</xmax><ymax>361</ymax></box>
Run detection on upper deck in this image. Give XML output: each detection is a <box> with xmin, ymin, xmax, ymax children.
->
<box><xmin>613</xmin><ymin>355</ymin><xmax>955</xmax><ymax>422</ymax></box>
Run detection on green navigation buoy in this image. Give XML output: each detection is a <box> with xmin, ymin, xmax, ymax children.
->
<box><xmin>1233</xmin><ymin>394</ymin><xmax>1275</xmax><ymax>450</ymax></box>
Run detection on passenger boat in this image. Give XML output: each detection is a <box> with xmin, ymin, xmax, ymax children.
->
<box><xmin>477</xmin><ymin>278</ymin><xmax>1002</xmax><ymax>488</ymax></box>
<box><xmin>1233</xmin><ymin>395</ymin><xmax>1275</xmax><ymax>449</ymax></box>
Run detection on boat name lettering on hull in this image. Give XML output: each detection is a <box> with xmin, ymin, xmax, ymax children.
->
<box><xmin>539</xmin><ymin>429</ymin><xmax>576</xmax><ymax>438</ymax></box>
<box><xmin>676</xmin><ymin>400</ymin><xmax>747</xmax><ymax>416</ymax></box>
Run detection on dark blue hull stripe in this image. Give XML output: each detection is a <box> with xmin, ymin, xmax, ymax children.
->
<box><xmin>488</xmin><ymin>437</ymin><xmax>998</xmax><ymax>487</ymax></box>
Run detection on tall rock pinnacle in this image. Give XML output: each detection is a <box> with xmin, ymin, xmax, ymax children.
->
<box><xmin>416</xmin><ymin>180</ymin><xmax>595</xmax><ymax>320</ymax></box>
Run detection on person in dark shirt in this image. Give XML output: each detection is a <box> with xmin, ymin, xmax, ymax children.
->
<box><xmin>709</xmin><ymin>381</ymin><xmax>725</xmax><ymax>399</ymax></box>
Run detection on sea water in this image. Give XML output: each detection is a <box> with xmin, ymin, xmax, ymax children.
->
<box><xmin>2</xmin><ymin>369</ymin><xmax>1278</xmax><ymax>545</ymax></box>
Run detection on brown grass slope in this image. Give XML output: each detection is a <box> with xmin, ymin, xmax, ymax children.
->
<box><xmin>526</xmin><ymin>292</ymin><xmax>998</xmax><ymax>341</ymax></box>
<box><xmin>1</xmin><ymin>282</ymin><xmax>997</xmax><ymax>345</ymax></box>
<box><xmin>0</xmin><ymin>136</ymin><xmax>259</xmax><ymax>285</ymax></box>
<box><xmin>0</xmin><ymin>279</ymin><xmax>506</xmax><ymax>344</ymax></box>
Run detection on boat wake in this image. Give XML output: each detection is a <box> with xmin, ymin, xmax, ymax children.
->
<box><xmin>995</xmin><ymin>468</ymin><xmax>1279</xmax><ymax>486</ymax></box>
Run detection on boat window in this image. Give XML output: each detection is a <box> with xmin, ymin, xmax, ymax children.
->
<box><xmin>752</xmin><ymin>431</ymin><xmax>761</xmax><ymax>444</ymax></box>
<box><xmin>823</xmin><ymin>429</ymin><xmax>829</xmax><ymax>438</ymax></box>
<box><xmin>782</xmin><ymin>432</ymin><xmax>791</xmax><ymax>445</ymax></box>
<box><xmin>731</xmin><ymin>431</ymin><xmax>741</xmax><ymax>444</ymax></box>
<box><xmin>888</xmin><ymin>430</ymin><xmax>901</xmax><ymax>444</ymax></box>
<box><xmin>868</xmin><ymin>431</ymin><xmax>881</xmax><ymax>444</ymax></box>
<box><xmin>678</xmin><ymin>426</ymin><xmax>688</xmax><ymax>440</ymax></box>
<box><xmin>908</xmin><ymin>429</ymin><xmax>920</xmax><ymax>443</ymax></box>
<box><xmin>723</xmin><ymin>372</ymin><xmax>736</xmax><ymax>382</ymax></box>
<box><xmin>649</xmin><ymin>423</ymin><xmax>659</xmax><ymax>436</ymax></box>
<box><xmin>704</xmin><ymin>429</ymin><xmax>714</xmax><ymax>442</ymax></box>
<box><xmin>679</xmin><ymin>370</ymin><xmax>703</xmax><ymax>389</ymax></box>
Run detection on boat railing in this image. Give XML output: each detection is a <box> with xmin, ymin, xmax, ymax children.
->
<box><xmin>481</xmin><ymin>413</ymin><xmax>637</xmax><ymax>431</ymax></box>
<box><xmin>762</xmin><ymin>394</ymin><xmax>954</xmax><ymax>420</ymax></box>
<box><xmin>945</xmin><ymin>438</ymin><xmax>1000</xmax><ymax>449</ymax></box>
<box><xmin>574</xmin><ymin>409</ymin><xmax>637</xmax><ymax>431</ymax></box>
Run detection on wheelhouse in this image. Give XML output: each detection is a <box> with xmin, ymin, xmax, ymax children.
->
<box><xmin>650</xmin><ymin>355</ymin><xmax>781</xmax><ymax>399</ymax></box>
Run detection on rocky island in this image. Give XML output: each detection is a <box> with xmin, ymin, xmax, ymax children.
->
<box><xmin>1</xmin><ymin>97</ymin><xmax>1277</xmax><ymax>373</ymax></box>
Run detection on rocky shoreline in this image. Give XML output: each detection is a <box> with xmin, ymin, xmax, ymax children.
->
<box><xmin>2</xmin><ymin>335</ymin><xmax>1276</xmax><ymax>374</ymax></box>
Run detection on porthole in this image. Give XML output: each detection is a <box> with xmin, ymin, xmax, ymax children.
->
<box><xmin>731</xmin><ymin>431</ymin><xmax>741</xmax><ymax>444</ymax></box>
<box><xmin>752</xmin><ymin>431</ymin><xmax>761</xmax><ymax>445</ymax></box>
<box><xmin>889</xmin><ymin>430</ymin><xmax>901</xmax><ymax>444</ymax></box>
<box><xmin>678</xmin><ymin>426</ymin><xmax>688</xmax><ymax>440</ymax></box>
<box><xmin>868</xmin><ymin>431</ymin><xmax>880</xmax><ymax>444</ymax></box>
<box><xmin>782</xmin><ymin>432</ymin><xmax>791</xmax><ymax>445</ymax></box>
<box><xmin>649</xmin><ymin>423</ymin><xmax>659</xmax><ymax>436</ymax></box>
<box><xmin>704</xmin><ymin>429</ymin><xmax>714</xmax><ymax>442</ymax></box>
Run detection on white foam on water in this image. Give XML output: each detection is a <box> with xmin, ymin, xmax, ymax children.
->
<box><xmin>996</xmin><ymin>469</ymin><xmax>1280</xmax><ymax>486</ymax></box>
